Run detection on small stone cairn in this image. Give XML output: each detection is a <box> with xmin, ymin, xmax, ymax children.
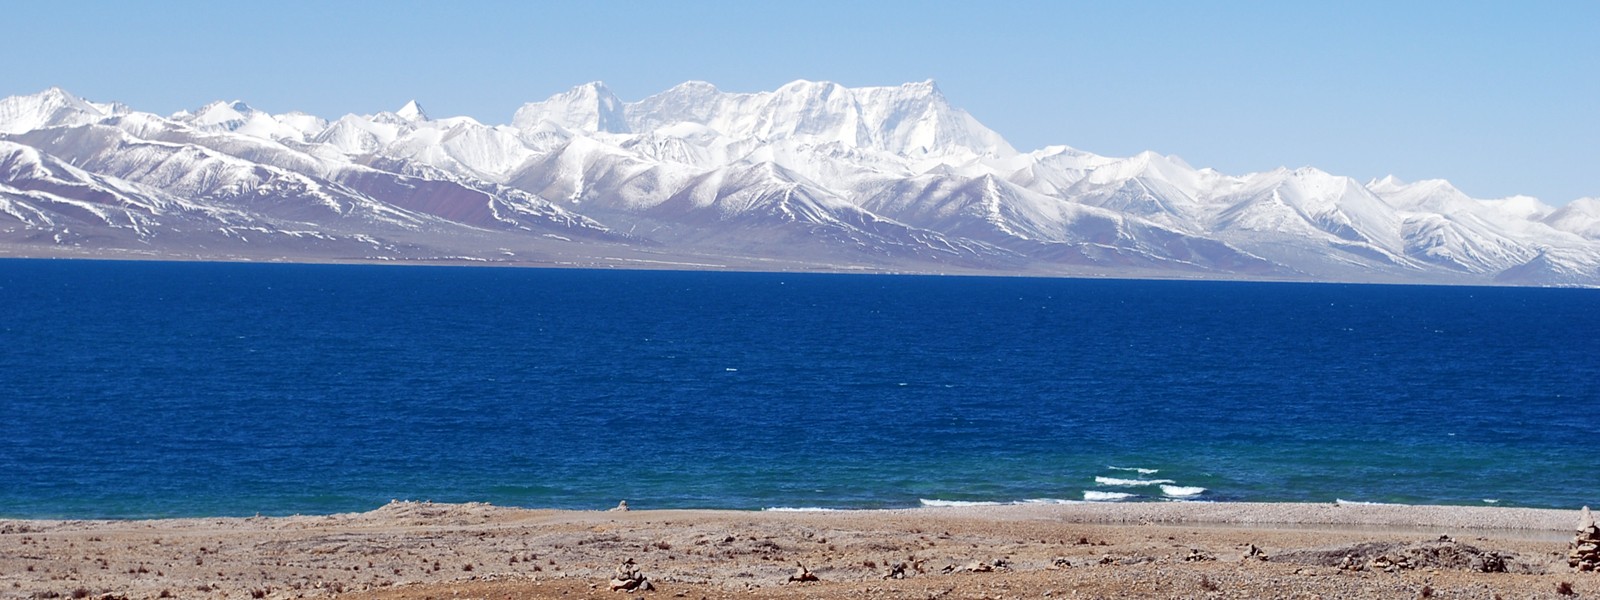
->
<box><xmin>1572</xmin><ymin>506</ymin><xmax>1600</xmax><ymax>572</ymax></box>
<box><xmin>609</xmin><ymin>558</ymin><xmax>653</xmax><ymax>592</ymax></box>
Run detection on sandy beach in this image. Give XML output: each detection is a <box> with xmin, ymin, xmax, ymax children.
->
<box><xmin>2</xmin><ymin>501</ymin><xmax>1595</xmax><ymax>599</ymax></box>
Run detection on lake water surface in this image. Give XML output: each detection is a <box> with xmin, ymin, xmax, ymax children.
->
<box><xmin>1</xmin><ymin>260</ymin><xmax>1594</xmax><ymax>518</ymax></box>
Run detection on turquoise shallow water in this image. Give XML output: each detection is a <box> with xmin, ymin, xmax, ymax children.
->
<box><xmin>0</xmin><ymin>259</ymin><xmax>1595</xmax><ymax>518</ymax></box>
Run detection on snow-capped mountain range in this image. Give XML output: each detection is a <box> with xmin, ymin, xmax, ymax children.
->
<box><xmin>2</xmin><ymin>81</ymin><xmax>1597</xmax><ymax>285</ymax></box>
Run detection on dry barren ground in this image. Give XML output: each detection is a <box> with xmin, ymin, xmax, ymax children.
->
<box><xmin>2</xmin><ymin>502</ymin><xmax>1596</xmax><ymax>600</ymax></box>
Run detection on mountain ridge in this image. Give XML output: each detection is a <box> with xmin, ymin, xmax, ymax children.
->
<box><xmin>1</xmin><ymin>82</ymin><xmax>1596</xmax><ymax>286</ymax></box>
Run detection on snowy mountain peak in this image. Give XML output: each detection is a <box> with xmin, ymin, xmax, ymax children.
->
<box><xmin>395</xmin><ymin>100</ymin><xmax>429</xmax><ymax>122</ymax></box>
<box><xmin>1030</xmin><ymin>144</ymin><xmax>1106</xmax><ymax>163</ymax></box>
<box><xmin>190</xmin><ymin>100</ymin><xmax>257</xmax><ymax>126</ymax></box>
<box><xmin>35</xmin><ymin>86</ymin><xmax>89</xmax><ymax>107</ymax></box>
<box><xmin>175</xmin><ymin>99</ymin><xmax>323</xmax><ymax>142</ymax></box>
<box><xmin>622</xmin><ymin>78</ymin><xmax>1014</xmax><ymax>159</ymax></box>
<box><xmin>1368</xmin><ymin>174</ymin><xmax>1408</xmax><ymax>191</ymax></box>
<box><xmin>509</xmin><ymin>78</ymin><xmax>1010</xmax><ymax>158</ymax></box>
<box><xmin>512</xmin><ymin>81</ymin><xmax>628</xmax><ymax>134</ymax></box>
<box><xmin>0</xmin><ymin>87</ymin><xmax>108</xmax><ymax>134</ymax></box>
<box><xmin>850</xmin><ymin>80</ymin><xmax>1014</xmax><ymax>158</ymax></box>
<box><xmin>626</xmin><ymin>81</ymin><xmax>732</xmax><ymax>132</ymax></box>
<box><xmin>1367</xmin><ymin>177</ymin><xmax>1475</xmax><ymax>212</ymax></box>
<box><xmin>32</xmin><ymin>87</ymin><xmax>102</xmax><ymax>112</ymax></box>
<box><xmin>1544</xmin><ymin>198</ymin><xmax>1600</xmax><ymax>240</ymax></box>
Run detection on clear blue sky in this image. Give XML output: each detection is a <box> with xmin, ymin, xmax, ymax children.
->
<box><xmin>8</xmin><ymin>1</ymin><xmax>1595</xmax><ymax>203</ymax></box>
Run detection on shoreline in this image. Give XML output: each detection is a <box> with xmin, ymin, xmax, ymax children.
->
<box><xmin>3</xmin><ymin>501</ymin><xmax>1592</xmax><ymax>599</ymax></box>
<box><xmin>8</xmin><ymin>253</ymin><xmax>1592</xmax><ymax>291</ymax></box>
<box><xmin>3</xmin><ymin>500</ymin><xmax>1583</xmax><ymax>531</ymax></box>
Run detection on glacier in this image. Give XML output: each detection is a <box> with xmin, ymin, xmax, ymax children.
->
<box><xmin>1</xmin><ymin>81</ymin><xmax>1596</xmax><ymax>286</ymax></box>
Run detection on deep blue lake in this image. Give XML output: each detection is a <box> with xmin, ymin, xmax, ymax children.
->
<box><xmin>0</xmin><ymin>259</ymin><xmax>1595</xmax><ymax>518</ymax></box>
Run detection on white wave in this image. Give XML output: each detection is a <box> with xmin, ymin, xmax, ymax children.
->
<box><xmin>1018</xmin><ymin>498</ymin><xmax>1086</xmax><ymax>505</ymax></box>
<box><xmin>1095</xmin><ymin>476</ymin><xmax>1176</xmax><ymax>487</ymax></box>
<box><xmin>1159</xmin><ymin>485</ymin><xmax>1206</xmax><ymax>497</ymax></box>
<box><xmin>1108</xmin><ymin>466</ymin><xmax>1160</xmax><ymax>474</ymax></box>
<box><xmin>762</xmin><ymin>506</ymin><xmax>841</xmax><ymax>512</ymax></box>
<box><xmin>1482</xmin><ymin>499</ymin><xmax>1501</xmax><ymax>504</ymax></box>
<box><xmin>920</xmin><ymin>499</ymin><xmax>1005</xmax><ymax>507</ymax></box>
<box><xmin>1334</xmin><ymin>498</ymin><xmax>1402</xmax><ymax>506</ymax></box>
<box><xmin>1083</xmin><ymin>491</ymin><xmax>1136</xmax><ymax>502</ymax></box>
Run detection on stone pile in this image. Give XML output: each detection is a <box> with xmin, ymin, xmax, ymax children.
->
<box><xmin>608</xmin><ymin>558</ymin><xmax>653</xmax><ymax>592</ymax></box>
<box><xmin>1572</xmin><ymin>506</ymin><xmax>1599</xmax><ymax>572</ymax></box>
<box><xmin>1365</xmin><ymin>554</ymin><xmax>1413</xmax><ymax>573</ymax></box>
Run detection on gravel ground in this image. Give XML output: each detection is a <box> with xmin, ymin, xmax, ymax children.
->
<box><xmin>2</xmin><ymin>501</ymin><xmax>1594</xmax><ymax>600</ymax></box>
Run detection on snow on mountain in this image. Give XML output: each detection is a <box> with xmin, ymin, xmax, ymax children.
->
<box><xmin>1544</xmin><ymin>198</ymin><xmax>1600</xmax><ymax>240</ymax></box>
<box><xmin>623</xmin><ymin>81</ymin><xmax>724</xmax><ymax>134</ymax></box>
<box><xmin>505</xmin><ymin>133</ymin><xmax>696</xmax><ymax>212</ymax></box>
<box><xmin>0</xmin><ymin>87</ymin><xmax>121</xmax><ymax>135</ymax></box>
<box><xmin>1225</xmin><ymin>168</ymin><xmax>1400</xmax><ymax>244</ymax></box>
<box><xmin>995</xmin><ymin>145</ymin><xmax>1119</xmax><ymax>198</ymax></box>
<box><xmin>314</xmin><ymin>113</ymin><xmax>409</xmax><ymax>155</ymax></box>
<box><xmin>0</xmin><ymin>139</ymin><xmax>401</xmax><ymax>256</ymax></box>
<box><xmin>1057</xmin><ymin>151</ymin><xmax>1221</xmax><ymax>229</ymax></box>
<box><xmin>861</xmin><ymin>173</ymin><xmax>1074</xmax><ymax>242</ymax></box>
<box><xmin>618</xmin><ymin>122</ymin><xmax>730</xmax><ymax>167</ymax></box>
<box><xmin>1398</xmin><ymin>211</ymin><xmax>1538</xmax><ymax>273</ymax></box>
<box><xmin>628</xmin><ymin>79</ymin><xmax>1015</xmax><ymax>160</ymax></box>
<box><xmin>858</xmin><ymin>172</ymin><xmax>1273</xmax><ymax>274</ymax></box>
<box><xmin>644</xmin><ymin>160</ymin><xmax>1016</xmax><ymax>267</ymax></box>
<box><xmin>1494</xmin><ymin>247</ymin><xmax>1600</xmax><ymax>286</ymax></box>
<box><xmin>1368</xmin><ymin>176</ymin><xmax>1474</xmax><ymax>213</ymax></box>
<box><xmin>513</xmin><ymin>82</ymin><xmax>629</xmax><ymax>134</ymax></box>
<box><xmin>1363</xmin><ymin>176</ymin><xmax>1546</xmax><ymax>272</ymax></box>
<box><xmin>0</xmin><ymin>139</ymin><xmax>175</xmax><ymax>232</ymax></box>
<box><xmin>382</xmin><ymin>118</ymin><xmax>534</xmax><ymax>182</ymax></box>
<box><xmin>9</xmin><ymin>122</ymin><xmax>416</xmax><ymax>226</ymax></box>
<box><xmin>10</xmin><ymin>112</ymin><xmax>614</xmax><ymax>246</ymax></box>
<box><xmin>1368</xmin><ymin>177</ymin><xmax>1558</xmax><ymax>229</ymax></box>
<box><xmin>395</xmin><ymin>100</ymin><xmax>429</xmax><ymax>122</ymax></box>
<box><xmin>0</xmin><ymin>83</ymin><xmax>1596</xmax><ymax>285</ymax></box>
